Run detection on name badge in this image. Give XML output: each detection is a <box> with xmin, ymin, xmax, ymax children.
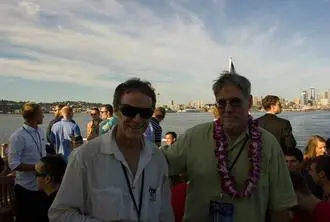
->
<box><xmin>209</xmin><ymin>199</ymin><xmax>234</xmax><ymax>222</ymax></box>
<box><xmin>149</xmin><ymin>187</ymin><xmax>156</xmax><ymax>202</ymax></box>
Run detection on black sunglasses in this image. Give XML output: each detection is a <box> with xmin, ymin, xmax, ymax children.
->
<box><xmin>119</xmin><ymin>104</ymin><xmax>153</xmax><ymax>119</ymax></box>
<box><xmin>216</xmin><ymin>97</ymin><xmax>243</xmax><ymax>110</ymax></box>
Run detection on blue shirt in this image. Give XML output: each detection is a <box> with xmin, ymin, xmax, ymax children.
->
<box><xmin>99</xmin><ymin>116</ymin><xmax>118</xmax><ymax>135</ymax></box>
<box><xmin>8</xmin><ymin>124</ymin><xmax>46</xmax><ymax>191</ymax></box>
<box><xmin>51</xmin><ymin>119</ymin><xmax>81</xmax><ymax>161</ymax></box>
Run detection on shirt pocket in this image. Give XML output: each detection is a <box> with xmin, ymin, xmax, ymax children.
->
<box><xmin>91</xmin><ymin>187</ymin><xmax>125</xmax><ymax>221</ymax></box>
<box><xmin>143</xmin><ymin>186</ymin><xmax>162</xmax><ymax>220</ymax></box>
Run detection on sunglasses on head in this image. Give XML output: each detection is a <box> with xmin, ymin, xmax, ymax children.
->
<box><xmin>119</xmin><ymin>104</ymin><xmax>153</xmax><ymax>119</ymax></box>
<box><xmin>217</xmin><ymin>97</ymin><xmax>243</xmax><ymax>110</ymax></box>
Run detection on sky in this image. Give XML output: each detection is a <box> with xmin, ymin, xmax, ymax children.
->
<box><xmin>1</xmin><ymin>0</ymin><xmax>330</xmax><ymax>104</ymax></box>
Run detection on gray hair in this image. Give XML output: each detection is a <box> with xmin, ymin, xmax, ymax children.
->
<box><xmin>212</xmin><ymin>71</ymin><xmax>251</xmax><ymax>98</ymax></box>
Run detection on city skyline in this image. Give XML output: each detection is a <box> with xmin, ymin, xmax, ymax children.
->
<box><xmin>1</xmin><ymin>0</ymin><xmax>330</xmax><ymax>104</ymax></box>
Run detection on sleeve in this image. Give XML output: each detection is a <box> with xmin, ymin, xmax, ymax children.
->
<box><xmin>284</xmin><ymin>121</ymin><xmax>296</xmax><ymax>150</ymax></box>
<box><xmin>159</xmin><ymin>154</ymin><xmax>175</xmax><ymax>222</ymax></box>
<box><xmin>8</xmin><ymin>132</ymin><xmax>24</xmax><ymax>170</ymax></box>
<box><xmin>74</xmin><ymin>124</ymin><xmax>82</xmax><ymax>137</ymax></box>
<box><xmin>48</xmin><ymin>150</ymin><xmax>102</xmax><ymax>222</ymax></box>
<box><xmin>160</xmin><ymin>129</ymin><xmax>191</xmax><ymax>176</ymax></box>
<box><xmin>268</xmin><ymin>138</ymin><xmax>297</xmax><ymax>211</ymax></box>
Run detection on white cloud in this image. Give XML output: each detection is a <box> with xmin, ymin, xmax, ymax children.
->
<box><xmin>0</xmin><ymin>0</ymin><xmax>329</xmax><ymax>103</ymax></box>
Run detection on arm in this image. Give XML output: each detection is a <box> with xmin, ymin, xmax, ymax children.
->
<box><xmin>159</xmin><ymin>155</ymin><xmax>174</xmax><ymax>222</ymax></box>
<box><xmin>86</xmin><ymin>122</ymin><xmax>93</xmax><ymax>140</ymax></box>
<box><xmin>8</xmin><ymin>133</ymin><xmax>35</xmax><ymax>172</ymax></box>
<box><xmin>284</xmin><ymin>121</ymin><xmax>296</xmax><ymax>150</ymax></box>
<box><xmin>160</xmin><ymin>130</ymin><xmax>190</xmax><ymax>176</ymax></box>
<box><xmin>48</xmin><ymin>151</ymin><xmax>102</xmax><ymax>222</ymax></box>
<box><xmin>268</xmin><ymin>139</ymin><xmax>297</xmax><ymax>222</ymax></box>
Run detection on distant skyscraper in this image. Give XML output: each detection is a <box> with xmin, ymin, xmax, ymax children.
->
<box><xmin>300</xmin><ymin>91</ymin><xmax>308</xmax><ymax>105</ymax></box>
<box><xmin>309</xmin><ymin>87</ymin><xmax>316</xmax><ymax>100</ymax></box>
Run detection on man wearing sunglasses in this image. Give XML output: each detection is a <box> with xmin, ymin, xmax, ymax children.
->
<box><xmin>145</xmin><ymin>107</ymin><xmax>166</xmax><ymax>147</ymax></box>
<box><xmin>99</xmin><ymin>104</ymin><xmax>118</xmax><ymax>135</ymax></box>
<box><xmin>49</xmin><ymin>78</ymin><xmax>174</xmax><ymax>222</ymax></box>
<box><xmin>160</xmin><ymin>72</ymin><xmax>296</xmax><ymax>222</ymax></box>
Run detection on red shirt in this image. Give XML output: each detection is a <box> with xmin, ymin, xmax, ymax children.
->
<box><xmin>292</xmin><ymin>201</ymin><xmax>330</xmax><ymax>222</ymax></box>
<box><xmin>171</xmin><ymin>183</ymin><xmax>188</xmax><ymax>222</ymax></box>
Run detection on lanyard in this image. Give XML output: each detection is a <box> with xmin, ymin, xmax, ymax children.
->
<box><xmin>121</xmin><ymin>163</ymin><xmax>144</xmax><ymax>221</ymax></box>
<box><xmin>228</xmin><ymin>136</ymin><xmax>249</xmax><ymax>172</ymax></box>
<box><xmin>22</xmin><ymin>127</ymin><xmax>43</xmax><ymax>157</ymax></box>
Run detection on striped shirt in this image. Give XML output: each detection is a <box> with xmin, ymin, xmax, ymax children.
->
<box><xmin>150</xmin><ymin>117</ymin><xmax>162</xmax><ymax>144</ymax></box>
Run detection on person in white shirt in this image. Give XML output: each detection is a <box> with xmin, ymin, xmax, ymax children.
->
<box><xmin>49</xmin><ymin>78</ymin><xmax>174</xmax><ymax>222</ymax></box>
<box><xmin>8</xmin><ymin>102</ymin><xmax>47</xmax><ymax>222</ymax></box>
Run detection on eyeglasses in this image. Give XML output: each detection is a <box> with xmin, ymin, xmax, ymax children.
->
<box><xmin>35</xmin><ymin>172</ymin><xmax>48</xmax><ymax>177</ymax></box>
<box><xmin>90</xmin><ymin>113</ymin><xmax>97</xmax><ymax>116</ymax></box>
<box><xmin>216</xmin><ymin>97</ymin><xmax>244</xmax><ymax>110</ymax></box>
<box><xmin>100</xmin><ymin>110</ymin><xmax>107</xmax><ymax>114</ymax></box>
<box><xmin>119</xmin><ymin>104</ymin><xmax>153</xmax><ymax>119</ymax></box>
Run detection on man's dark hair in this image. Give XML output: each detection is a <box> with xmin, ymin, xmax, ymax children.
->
<box><xmin>290</xmin><ymin>171</ymin><xmax>311</xmax><ymax>195</ymax></box>
<box><xmin>313</xmin><ymin>155</ymin><xmax>330</xmax><ymax>180</ymax></box>
<box><xmin>91</xmin><ymin>107</ymin><xmax>100</xmax><ymax>114</ymax></box>
<box><xmin>261</xmin><ymin>95</ymin><xmax>280</xmax><ymax>111</ymax></box>
<box><xmin>101</xmin><ymin>104</ymin><xmax>114</xmax><ymax>115</ymax></box>
<box><xmin>212</xmin><ymin>71</ymin><xmax>251</xmax><ymax>99</ymax></box>
<box><xmin>166</xmin><ymin>131</ymin><xmax>177</xmax><ymax>140</ymax></box>
<box><xmin>113</xmin><ymin>78</ymin><xmax>156</xmax><ymax>111</ymax></box>
<box><xmin>284</xmin><ymin>148</ymin><xmax>304</xmax><ymax>162</ymax></box>
<box><xmin>40</xmin><ymin>155</ymin><xmax>67</xmax><ymax>184</ymax></box>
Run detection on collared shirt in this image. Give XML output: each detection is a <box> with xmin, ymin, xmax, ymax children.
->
<box><xmin>51</xmin><ymin>119</ymin><xmax>81</xmax><ymax>161</ymax></box>
<box><xmin>144</xmin><ymin>122</ymin><xmax>155</xmax><ymax>142</ymax></box>
<box><xmin>99</xmin><ymin>116</ymin><xmax>118</xmax><ymax>135</ymax></box>
<box><xmin>161</xmin><ymin>121</ymin><xmax>297</xmax><ymax>222</ymax></box>
<box><xmin>8</xmin><ymin>124</ymin><xmax>46</xmax><ymax>191</ymax></box>
<box><xmin>49</xmin><ymin>128</ymin><xmax>174</xmax><ymax>222</ymax></box>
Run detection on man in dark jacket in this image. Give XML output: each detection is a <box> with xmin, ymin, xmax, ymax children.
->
<box><xmin>256</xmin><ymin>95</ymin><xmax>296</xmax><ymax>152</ymax></box>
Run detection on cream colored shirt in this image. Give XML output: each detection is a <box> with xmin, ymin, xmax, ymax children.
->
<box><xmin>161</xmin><ymin>121</ymin><xmax>297</xmax><ymax>222</ymax></box>
<box><xmin>49</xmin><ymin>129</ymin><xmax>174</xmax><ymax>222</ymax></box>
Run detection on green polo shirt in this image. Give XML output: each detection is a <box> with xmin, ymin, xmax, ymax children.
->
<box><xmin>161</xmin><ymin>122</ymin><xmax>297</xmax><ymax>222</ymax></box>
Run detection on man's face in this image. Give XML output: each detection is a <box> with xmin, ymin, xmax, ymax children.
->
<box><xmin>165</xmin><ymin>134</ymin><xmax>175</xmax><ymax>145</ymax></box>
<box><xmin>215</xmin><ymin>85</ymin><xmax>251</xmax><ymax>133</ymax></box>
<box><xmin>35</xmin><ymin>162</ymin><xmax>51</xmax><ymax>191</ymax></box>
<box><xmin>153</xmin><ymin>110</ymin><xmax>165</xmax><ymax>122</ymax></box>
<box><xmin>54</xmin><ymin>106</ymin><xmax>62</xmax><ymax>118</ymax></box>
<box><xmin>272</xmin><ymin>101</ymin><xmax>282</xmax><ymax>114</ymax></box>
<box><xmin>117</xmin><ymin>91</ymin><xmax>153</xmax><ymax>139</ymax></box>
<box><xmin>90</xmin><ymin>110</ymin><xmax>100</xmax><ymax>121</ymax></box>
<box><xmin>285</xmin><ymin>155</ymin><xmax>301</xmax><ymax>172</ymax></box>
<box><xmin>100</xmin><ymin>107</ymin><xmax>109</xmax><ymax>120</ymax></box>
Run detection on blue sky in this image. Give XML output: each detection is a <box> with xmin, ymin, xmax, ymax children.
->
<box><xmin>1</xmin><ymin>0</ymin><xmax>329</xmax><ymax>104</ymax></box>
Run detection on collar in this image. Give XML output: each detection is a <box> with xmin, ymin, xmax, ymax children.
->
<box><xmin>23</xmin><ymin>123</ymin><xmax>39</xmax><ymax>132</ymax></box>
<box><xmin>100</xmin><ymin>127</ymin><xmax>156</xmax><ymax>158</ymax></box>
<box><xmin>265</xmin><ymin>112</ymin><xmax>276</xmax><ymax>115</ymax></box>
<box><xmin>225</xmin><ymin>128</ymin><xmax>249</xmax><ymax>147</ymax></box>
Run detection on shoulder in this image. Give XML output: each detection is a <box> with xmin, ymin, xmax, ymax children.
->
<box><xmin>276</xmin><ymin>116</ymin><xmax>291</xmax><ymax>125</ymax></box>
<box><xmin>186</xmin><ymin>121</ymin><xmax>214</xmax><ymax>136</ymax></box>
<box><xmin>9</xmin><ymin>128</ymin><xmax>24</xmax><ymax>141</ymax></box>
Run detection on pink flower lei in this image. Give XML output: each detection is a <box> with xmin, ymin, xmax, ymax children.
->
<box><xmin>213</xmin><ymin>115</ymin><xmax>262</xmax><ymax>198</ymax></box>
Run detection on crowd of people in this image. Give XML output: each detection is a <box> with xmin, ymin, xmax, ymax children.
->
<box><xmin>1</xmin><ymin>71</ymin><xmax>330</xmax><ymax>222</ymax></box>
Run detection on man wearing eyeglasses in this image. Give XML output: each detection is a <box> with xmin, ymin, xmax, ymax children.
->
<box><xmin>86</xmin><ymin>107</ymin><xmax>102</xmax><ymax>141</ymax></box>
<box><xmin>49</xmin><ymin>78</ymin><xmax>174</xmax><ymax>222</ymax></box>
<box><xmin>99</xmin><ymin>104</ymin><xmax>118</xmax><ymax>135</ymax></box>
<box><xmin>145</xmin><ymin>107</ymin><xmax>166</xmax><ymax>147</ymax></box>
<box><xmin>160</xmin><ymin>71</ymin><xmax>296</xmax><ymax>222</ymax></box>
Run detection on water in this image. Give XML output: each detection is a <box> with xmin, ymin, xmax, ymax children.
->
<box><xmin>1</xmin><ymin>112</ymin><xmax>329</xmax><ymax>150</ymax></box>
